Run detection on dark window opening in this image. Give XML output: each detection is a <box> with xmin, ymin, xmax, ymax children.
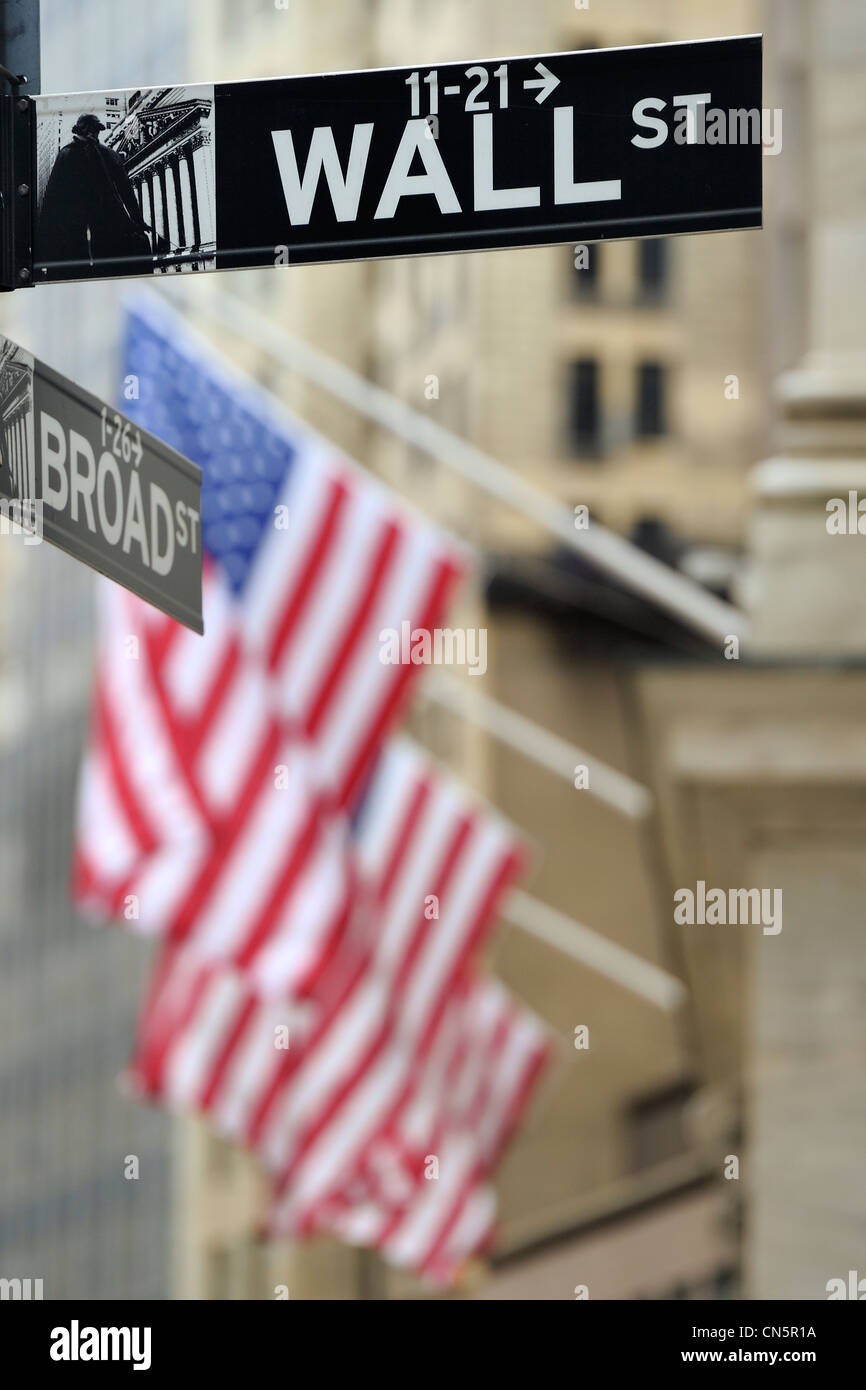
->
<box><xmin>626</xmin><ymin>1079</ymin><xmax>695</xmax><ymax>1172</ymax></box>
<box><xmin>567</xmin><ymin>358</ymin><xmax>601</xmax><ymax>455</ymax></box>
<box><xmin>636</xmin><ymin>361</ymin><xmax>668</xmax><ymax>438</ymax></box>
<box><xmin>638</xmin><ymin>237</ymin><xmax>669</xmax><ymax>302</ymax></box>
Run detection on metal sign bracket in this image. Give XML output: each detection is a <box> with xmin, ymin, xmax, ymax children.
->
<box><xmin>0</xmin><ymin>87</ymin><xmax>34</xmax><ymax>290</ymax></box>
<box><xmin>0</xmin><ymin>0</ymin><xmax>38</xmax><ymax>291</ymax></box>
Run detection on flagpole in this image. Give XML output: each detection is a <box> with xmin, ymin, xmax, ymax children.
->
<box><xmin>421</xmin><ymin>672</ymin><xmax>651</xmax><ymax>819</ymax></box>
<box><xmin>504</xmin><ymin>890</ymin><xmax>686</xmax><ymax>1012</ymax></box>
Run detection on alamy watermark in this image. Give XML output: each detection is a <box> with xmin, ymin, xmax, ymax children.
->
<box><xmin>0</xmin><ymin>497</ymin><xmax>42</xmax><ymax>544</ymax></box>
<box><xmin>826</xmin><ymin>493</ymin><xmax>866</xmax><ymax>534</ymax></box>
<box><xmin>379</xmin><ymin>622</ymin><xmax>487</xmax><ymax>676</ymax></box>
<box><xmin>674</xmin><ymin>881</ymin><xmax>782</xmax><ymax>935</ymax></box>
<box><xmin>50</xmin><ymin>1321</ymin><xmax>151</xmax><ymax>1371</ymax></box>
<box><xmin>827</xmin><ymin>1270</ymin><xmax>866</xmax><ymax>1299</ymax></box>
<box><xmin>632</xmin><ymin>94</ymin><xmax>782</xmax><ymax>156</ymax></box>
<box><xmin>0</xmin><ymin>1276</ymin><xmax>43</xmax><ymax>1299</ymax></box>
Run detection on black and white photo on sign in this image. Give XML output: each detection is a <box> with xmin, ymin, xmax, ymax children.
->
<box><xmin>0</xmin><ymin>338</ymin><xmax>35</xmax><ymax>504</ymax></box>
<box><xmin>34</xmin><ymin>86</ymin><xmax>216</xmax><ymax>281</ymax></box>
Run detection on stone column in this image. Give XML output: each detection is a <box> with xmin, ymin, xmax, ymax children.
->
<box><xmin>185</xmin><ymin>146</ymin><xmax>202</xmax><ymax>248</ymax></box>
<box><xmin>147</xmin><ymin>172</ymin><xmax>160</xmax><ymax>244</ymax></box>
<box><xmin>171</xmin><ymin>156</ymin><xmax>186</xmax><ymax>249</ymax></box>
<box><xmin>18</xmin><ymin>415</ymin><xmax>25</xmax><ymax>494</ymax></box>
<box><xmin>745</xmin><ymin>0</ymin><xmax>866</xmax><ymax>657</ymax></box>
<box><xmin>17</xmin><ymin>413</ymin><xmax>28</xmax><ymax>497</ymax></box>
<box><xmin>140</xmin><ymin>178</ymin><xmax>151</xmax><ymax>235</ymax></box>
<box><xmin>157</xmin><ymin>165</ymin><xmax>172</xmax><ymax>248</ymax></box>
<box><xmin>741</xmin><ymin>0</ymin><xmax>866</xmax><ymax>1299</ymax></box>
<box><xmin>177</xmin><ymin>152</ymin><xmax>195</xmax><ymax>251</ymax></box>
<box><xmin>9</xmin><ymin>417</ymin><xmax>18</xmax><ymax>496</ymax></box>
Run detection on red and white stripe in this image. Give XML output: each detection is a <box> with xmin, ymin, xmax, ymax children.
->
<box><xmin>270</xmin><ymin>974</ymin><xmax>549</xmax><ymax>1284</ymax></box>
<box><xmin>73</xmin><ymin>423</ymin><xmax>463</xmax><ymax>981</ymax></box>
<box><xmin>126</xmin><ymin>739</ymin><xmax>548</xmax><ymax>1282</ymax></box>
<box><xmin>73</xmin><ymin>575</ymin><xmax>366</xmax><ymax>995</ymax></box>
<box><xmin>252</xmin><ymin>742</ymin><xmax>528</xmax><ymax>1204</ymax></box>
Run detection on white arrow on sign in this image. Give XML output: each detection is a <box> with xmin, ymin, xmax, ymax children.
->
<box><xmin>524</xmin><ymin>62</ymin><xmax>560</xmax><ymax>104</ymax></box>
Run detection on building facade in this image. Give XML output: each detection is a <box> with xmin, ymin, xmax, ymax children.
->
<box><xmin>107</xmin><ymin>87</ymin><xmax>216</xmax><ymax>272</ymax></box>
<box><xmin>177</xmin><ymin>0</ymin><xmax>766</xmax><ymax>1300</ymax></box>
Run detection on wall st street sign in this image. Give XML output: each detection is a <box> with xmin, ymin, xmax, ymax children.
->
<box><xmin>0</xmin><ymin>34</ymin><xmax>760</xmax><ymax>625</ymax></box>
<box><xmin>0</xmin><ymin>334</ymin><xmax>203</xmax><ymax>631</ymax></box>
<box><xmin>6</xmin><ymin>35</ymin><xmax>761</xmax><ymax>286</ymax></box>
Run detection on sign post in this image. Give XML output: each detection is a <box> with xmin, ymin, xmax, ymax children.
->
<box><xmin>16</xmin><ymin>35</ymin><xmax>761</xmax><ymax>286</ymax></box>
<box><xmin>0</xmin><ymin>333</ymin><xmax>203</xmax><ymax>631</ymax></box>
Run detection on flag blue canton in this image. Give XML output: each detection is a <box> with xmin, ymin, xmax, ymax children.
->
<box><xmin>122</xmin><ymin>308</ymin><xmax>295</xmax><ymax>597</ymax></box>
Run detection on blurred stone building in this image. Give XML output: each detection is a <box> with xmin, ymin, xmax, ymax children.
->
<box><xmin>178</xmin><ymin>0</ymin><xmax>769</xmax><ymax>1300</ymax></box>
<box><xmin>180</xmin><ymin>0</ymin><xmax>866</xmax><ymax>1304</ymax></box>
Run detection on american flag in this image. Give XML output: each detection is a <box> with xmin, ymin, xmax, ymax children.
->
<box><xmin>74</xmin><ymin>293</ymin><xmax>549</xmax><ymax>1284</ymax></box>
<box><xmin>74</xmin><ymin>292</ymin><xmax>467</xmax><ymax>989</ymax></box>
<box><xmin>75</xmin><ymin>577</ymin><xmax>368</xmax><ymax>997</ymax></box>
<box><xmin>281</xmin><ymin>975</ymin><xmax>549</xmax><ymax>1285</ymax></box>
<box><xmin>128</xmin><ymin>738</ymin><xmax>549</xmax><ymax>1285</ymax></box>
<box><xmin>117</xmin><ymin>291</ymin><xmax>467</xmax><ymax>809</ymax></box>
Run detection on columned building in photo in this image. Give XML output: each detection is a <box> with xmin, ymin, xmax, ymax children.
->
<box><xmin>0</xmin><ymin>342</ymin><xmax>35</xmax><ymax>503</ymax></box>
<box><xmin>106</xmin><ymin>87</ymin><xmax>216</xmax><ymax>272</ymax></box>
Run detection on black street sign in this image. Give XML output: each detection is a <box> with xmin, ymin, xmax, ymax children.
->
<box><xmin>0</xmin><ymin>334</ymin><xmax>203</xmax><ymax>632</ymax></box>
<box><xmin>19</xmin><ymin>35</ymin><xmax>761</xmax><ymax>284</ymax></box>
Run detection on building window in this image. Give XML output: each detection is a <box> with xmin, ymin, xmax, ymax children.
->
<box><xmin>635</xmin><ymin>361</ymin><xmax>668</xmax><ymax>438</ymax></box>
<box><xmin>567</xmin><ymin>358</ymin><xmax>601</xmax><ymax>455</ymax></box>
<box><xmin>638</xmin><ymin>238</ymin><xmax>669</xmax><ymax>302</ymax></box>
<box><xmin>626</xmin><ymin>1080</ymin><xmax>695</xmax><ymax>1172</ymax></box>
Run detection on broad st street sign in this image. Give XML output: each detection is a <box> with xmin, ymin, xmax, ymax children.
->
<box><xmin>12</xmin><ymin>34</ymin><xmax>762</xmax><ymax>285</ymax></box>
<box><xmin>0</xmin><ymin>334</ymin><xmax>203</xmax><ymax>631</ymax></box>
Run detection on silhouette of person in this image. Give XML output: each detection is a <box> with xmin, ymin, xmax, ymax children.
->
<box><xmin>36</xmin><ymin>113</ymin><xmax>157</xmax><ymax>278</ymax></box>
